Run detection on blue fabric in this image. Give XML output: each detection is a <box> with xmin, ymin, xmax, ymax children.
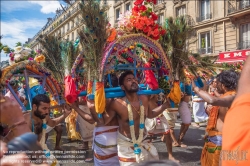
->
<box><xmin>170</xmin><ymin>99</ymin><xmax>175</xmax><ymax>108</ymax></box>
<box><xmin>207</xmin><ymin>135</ymin><xmax>222</xmax><ymax>146</ymax></box>
<box><xmin>196</xmin><ymin>77</ymin><xmax>204</xmax><ymax>88</ymax></box>
<box><xmin>185</xmin><ymin>84</ymin><xmax>192</xmax><ymax>96</ymax></box>
<box><xmin>30</xmin><ymin>85</ymin><xmax>46</xmax><ymax>99</ymax></box>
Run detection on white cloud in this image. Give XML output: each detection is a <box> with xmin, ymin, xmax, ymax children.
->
<box><xmin>1</xmin><ymin>19</ymin><xmax>46</xmax><ymax>61</ymax></box>
<box><xmin>1</xmin><ymin>1</ymin><xmax>61</xmax><ymax>14</ymax></box>
<box><xmin>1</xmin><ymin>1</ymin><xmax>33</xmax><ymax>13</ymax></box>
<box><xmin>29</xmin><ymin>1</ymin><xmax>61</xmax><ymax>14</ymax></box>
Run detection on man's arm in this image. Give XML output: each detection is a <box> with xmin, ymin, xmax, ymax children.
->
<box><xmin>236</xmin><ymin>55</ymin><xmax>250</xmax><ymax>98</ymax></box>
<box><xmin>192</xmin><ymin>80</ymin><xmax>235</xmax><ymax>107</ymax></box>
<box><xmin>103</xmin><ymin>100</ymin><xmax>117</xmax><ymax>125</ymax></box>
<box><xmin>71</xmin><ymin>102</ymin><xmax>95</xmax><ymax>124</ymax></box>
<box><xmin>46</xmin><ymin>105</ymin><xmax>71</xmax><ymax>127</ymax></box>
<box><xmin>147</xmin><ymin>95</ymin><xmax>170</xmax><ymax>119</ymax></box>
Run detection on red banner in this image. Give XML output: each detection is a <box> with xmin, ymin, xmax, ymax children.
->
<box><xmin>216</xmin><ymin>49</ymin><xmax>250</xmax><ymax>63</ymax></box>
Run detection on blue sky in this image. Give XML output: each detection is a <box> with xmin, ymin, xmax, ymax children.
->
<box><xmin>1</xmin><ymin>0</ymin><xmax>66</xmax><ymax>61</ymax></box>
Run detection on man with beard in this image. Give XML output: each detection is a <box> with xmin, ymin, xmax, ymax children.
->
<box><xmin>103</xmin><ymin>71</ymin><xmax>173</xmax><ymax>165</ymax></box>
<box><xmin>192</xmin><ymin>70</ymin><xmax>239</xmax><ymax>166</ymax></box>
<box><xmin>23</xmin><ymin>94</ymin><xmax>71</xmax><ymax>141</ymax></box>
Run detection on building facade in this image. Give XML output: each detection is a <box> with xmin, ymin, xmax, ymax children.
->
<box><xmin>27</xmin><ymin>0</ymin><xmax>250</xmax><ymax>59</ymax></box>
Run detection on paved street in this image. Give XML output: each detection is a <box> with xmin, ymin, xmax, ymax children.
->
<box><xmin>47</xmin><ymin>118</ymin><xmax>206</xmax><ymax>166</ymax></box>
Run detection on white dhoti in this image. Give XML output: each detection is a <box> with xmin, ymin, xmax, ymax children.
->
<box><xmin>146</xmin><ymin>113</ymin><xmax>170</xmax><ymax>135</ymax></box>
<box><xmin>77</xmin><ymin>105</ymin><xmax>95</xmax><ymax>141</ymax></box>
<box><xmin>117</xmin><ymin>132</ymin><xmax>159</xmax><ymax>166</ymax></box>
<box><xmin>192</xmin><ymin>96</ymin><xmax>208</xmax><ymax>123</ymax></box>
<box><xmin>93</xmin><ymin>126</ymin><xmax>119</xmax><ymax>166</ymax></box>
<box><xmin>178</xmin><ymin>101</ymin><xmax>192</xmax><ymax>124</ymax></box>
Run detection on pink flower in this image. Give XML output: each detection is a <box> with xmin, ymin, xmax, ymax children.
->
<box><xmin>28</xmin><ymin>57</ymin><xmax>34</xmax><ymax>60</ymax></box>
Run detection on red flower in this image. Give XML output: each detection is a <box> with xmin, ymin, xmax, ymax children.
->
<box><xmin>127</xmin><ymin>57</ymin><xmax>133</xmax><ymax>63</ymax></box>
<box><xmin>160</xmin><ymin>29</ymin><xmax>166</xmax><ymax>35</ymax></box>
<box><xmin>151</xmin><ymin>28</ymin><xmax>160</xmax><ymax>37</ymax></box>
<box><xmin>139</xmin><ymin>5</ymin><xmax>147</xmax><ymax>12</ymax></box>
<box><xmin>134</xmin><ymin>0</ymin><xmax>144</xmax><ymax>6</ymax></box>
<box><xmin>151</xmin><ymin>13</ymin><xmax>158</xmax><ymax>21</ymax></box>
<box><xmin>132</xmin><ymin>6</ymin><xmax>139</xmax><ymax>13</ymax></box>
<box><xmin>143</xmin><ymin>26</ymin><xmax>150</xmax><ymax>33</ymax></box>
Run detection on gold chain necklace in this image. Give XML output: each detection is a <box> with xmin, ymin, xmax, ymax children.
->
<box><xmin>126</xmin><ymin>98</ymin><xmax>141</xmax><ymax>115</ymax></box>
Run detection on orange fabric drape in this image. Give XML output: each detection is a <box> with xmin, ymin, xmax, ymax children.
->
<box><xmin>87</xmin><ymin>81</ymin><xmax>93</xmax><ymax>94</ymax></box>
<box><xmin>94</xmin><ymin>82</ymin><xmax>106</xmax><ymax>114</ymax></box>
<box><xmin>167</xmin><ymin>81</ymin><xmax>181</xmax><ymax>104</ymax></box>
<box><xmin>206</xmin><ymin>91</ymin><xmax>236</xmax><ymax>131</ymax></box>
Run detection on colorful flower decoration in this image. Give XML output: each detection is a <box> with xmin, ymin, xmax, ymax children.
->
<box><xmin>117</xmin><ymin>0</ymin><xmax>166</xmax><ymax>40</ymax></box>
<box><xmin>34</xmin><ymin>54</ymin><xmax>46</xmax><ymax>63</ymax></box>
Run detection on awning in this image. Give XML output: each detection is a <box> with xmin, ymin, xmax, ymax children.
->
<box><xmin>216</xmin><ymin>49</ymin><xmax>250</xmax><ymax>63</ymax></box>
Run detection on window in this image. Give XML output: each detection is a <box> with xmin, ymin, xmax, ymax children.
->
<box><xmin>67</xmin><ymin>35</ymin><xmax>69</xmax><ymax>41</ymax></box>
<box><xmin>72</xmin><ymin>32</ymin><xmax>74</xmax><ymax>41</ymax></box>
<box><xmin>125</xmin><ymin>3</ymin><xmax>131</xmax><ymax>11</ymax></box>
<box><xmin>176</xmin><ymin>5</ymin><xmax>186</xmax><ymax>17</ymax></box>
<box><xmin>67</xmin><ymin>23</ymin><xmax>69</xmax><ymax>31</ymax></box>
<box><xmin>199</xmin><ymin>31</ymin><xmax>212</xmax><ymax>54</ymax></box>
<box><xmin>240</xmin><ymin>0</ymin><xmax>250</xmax><ymax>9</ymax></box>
<box><xmin>157</xmin><ymin>14</ymin><xmax>164</xmax><ymax>26</ymax></box>
<box><xmin>240</xmin><ymin>23</ymin><xmax>250</xmax><ymax>49</ymax></box>
<box><xmin>115</xmin><ymin>8</ymin><xmax>120</xmax><ymax>22</ymax></box>
<box><xmin>157</xmin><ymin>0</ymin><xmax>164</xmax><ymax>5</ymax></box>
<box><xmin>200</xmin><ymin>0</ymin><xmax>210</xmax><ymax>21</ymax></box>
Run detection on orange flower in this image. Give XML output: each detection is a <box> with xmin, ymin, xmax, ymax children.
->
<box><xmin>107</xmin><ymin>28</ymin><xmax>117</xmax><ymax>42</ymax></box>
<box><xmin>34</xmin><ymin>54</ymin><xmax>45</xmax><ymax>63</ymax></box>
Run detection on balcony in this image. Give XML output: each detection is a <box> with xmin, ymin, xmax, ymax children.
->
<box><xmin>196</xmin><ymin>13</ymin><xmax>212</xmax><ymax>22</ymax></box>
<box><xmin>238</xmin><ymin>40</ymin><xmax>250</xmax><ymax>50</ymax></box>
<box><xmin>228</xmin><ymin>1</ymin><xmax>250</xmax><ymax>14</ymax></box>
<box><xmin>197</xmin><ymin>46</ymin><xmax>213</xmax><ymax>54</ymax></box>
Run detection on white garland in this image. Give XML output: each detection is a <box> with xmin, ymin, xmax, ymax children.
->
<box><xmin>38</xmin><ymin>119</ymin><xmax>58</xmax><ymax>166</ymax></box>
<box><xmin>127</xmin><ymin>101</ymin><xmax>145</xmax><ymax>163</ymax></box>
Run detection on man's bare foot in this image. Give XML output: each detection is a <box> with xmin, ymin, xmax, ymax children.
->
<box><xmin>169</xmin><ymin>155</ymin><xmax>180</xmax><ymax>163</ymax></box>
<box><xmin>172</xmin><ymin>142</ymin><xmax>180</xmax><ymax>147</ymax></box>
<box><xmin>192</xmin><ymin>123</ymin><xmax>200</xmax><ymax>128</ymax></box>
<box><xmin>178</xmin><ymin>142</ymin><xmax>188</xmax><ymax>148</ymax></box>
<box><xmin>54</xmin><ymin>147</ymin><xmax>64</xmax><ymax>151</ymax></box>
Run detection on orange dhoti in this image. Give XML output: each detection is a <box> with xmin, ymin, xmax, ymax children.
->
<box><xmin>201</xmin><ymin>131</ymin><xmax>222</xmax><ymax>166</ymax></box>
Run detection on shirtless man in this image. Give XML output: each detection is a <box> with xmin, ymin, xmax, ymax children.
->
<box><xmin>22</xmin><ymin>94</ymin><xmax>71</xmax><ymax>142</ymax></box>
<box><xmin>71</xmin><ymin>74</ymin><xmax>120</xmax><ymax>166</ymax></box>
<box><xmin>192</xmin><ymin>70</ymin><xmax>239</xmax><ymax>166</ymax></box>
<box><xmin>103</xmin><ymin>71</ymin><xmax>173</xmax><ymax>165</ymax></box>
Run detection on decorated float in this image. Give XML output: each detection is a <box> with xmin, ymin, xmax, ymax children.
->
<box><xmin>65</xmin><ymin>0</ymin><xmax>174</xmax><ymax>120</ymax></box>
<box><xmin>0</xmin><ymin>46</ymin><xmax>64</xmax><ymax>111</ymax></box>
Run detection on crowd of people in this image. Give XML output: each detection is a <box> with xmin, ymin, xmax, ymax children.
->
<box><xmin>1</xmin><ymin>56</ymin><xmax>250</xmax><ymax>166</ymax></box>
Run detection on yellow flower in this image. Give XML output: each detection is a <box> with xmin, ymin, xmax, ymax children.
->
<box><xmin>129</xmin><ymin>46</ymin><xmax>134</xmax><ymax>49</ymax></box>
<box><xmin>34</xmin><ymin>54</ymin><xmax>45</xmax><ymax>63</ymax></box>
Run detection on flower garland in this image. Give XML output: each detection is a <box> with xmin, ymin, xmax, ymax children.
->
<box><xmin>126</xmin><ymin>98</ymin><xmax>145</xmax><ymax>163</ymax></box>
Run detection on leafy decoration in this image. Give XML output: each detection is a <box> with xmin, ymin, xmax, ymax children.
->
<box><xmin>37</xmin><ymin>35</ymin><xmax>65</xmax><ymax>83</ymax></box>
<box><xmin>160</xmin><ymin>16</ymin><xmax>216</xmax><ymax>81</ymax></box>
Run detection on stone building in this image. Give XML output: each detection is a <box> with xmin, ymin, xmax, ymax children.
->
<box><xmin>27</xmin><ymin>0</ymin><xmax>250</xmax><ymax>61</ymax></box>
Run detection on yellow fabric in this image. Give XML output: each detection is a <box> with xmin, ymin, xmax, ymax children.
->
<box><xmin>201</xmin><ymin>141</ymin><xmax>221</xmax><ymax>166</ymax></box>
<box><xmin>29</xmin><ymin>77</ymin><xmax>39</xmax><ymax>88</ymax></box>
<box><xmin>65</xmin><ymin>109</ymin><xmax>81</xmax><ymax>140</ymax></box>
<box><xmin>95</xmin><ymin>82</ymin><xmax>106</xmax><ymax>114</ymax></box>
<box><xmin>167</xmin><ymin>81</ymin><xmax>181</xmax><ymax>104</ymax></box>
<box><xmin>87</xmin><ymin>81</ymin><xmax>93</xmax><ymax>94</ymax></box>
